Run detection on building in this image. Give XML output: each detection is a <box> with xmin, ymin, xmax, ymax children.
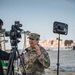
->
<box><xmin>39</xmin><ymin>38</ymin><xmax>74</xmax><ymax>48</ymax></box>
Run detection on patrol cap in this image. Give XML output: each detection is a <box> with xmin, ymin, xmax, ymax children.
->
<box><xmin>28</xmin><ymin>33</ymin><xmax>40</xmax><ymax>40</ymax></box>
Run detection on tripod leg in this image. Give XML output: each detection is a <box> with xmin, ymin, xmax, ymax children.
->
<box><xmin>6</xmin><ymin>50</ymin><xmax>16</xmax><ymax>75</ymax></box>
<box><xmin>16</xmin><ymin>49</ymin><xmax>26</xmax><ymax>75</ymax></box>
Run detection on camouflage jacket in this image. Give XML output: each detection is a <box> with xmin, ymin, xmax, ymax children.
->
<box><xmin>20</xmin><ymin>45</ymin><xmax>50</xmax><ymax>75</ymax></box>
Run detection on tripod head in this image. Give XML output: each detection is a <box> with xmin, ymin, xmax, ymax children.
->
<box><xmin>5</xmin><ymin>21</ymin><xmax>23</xmax><ymax>47</ymax></box>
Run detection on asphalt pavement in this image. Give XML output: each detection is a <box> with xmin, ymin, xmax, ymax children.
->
<box><xmin>45</xmin><ymin>68</ymin><xmax>74</xmax><ymax>75</ymax></box>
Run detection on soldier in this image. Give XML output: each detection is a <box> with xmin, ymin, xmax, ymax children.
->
<box><xmin>20</xmin><ymin>33</ymin><xmax>50</xmax><ymax>75</ymax></box>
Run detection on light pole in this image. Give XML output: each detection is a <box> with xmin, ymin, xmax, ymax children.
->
<box><xmin>0</xmin><ymin>29</ymin><xmax>7</xmax><ymax>50</ymax></box>
<box><xmin>0</xmin><ymin>39</ymin><xmax>8</xmax><ymax>50</ymax></box>
<box><xmin>23</xmin><ymin>30</ymin><xmax>31</xmax><ymax>49</ymax></box>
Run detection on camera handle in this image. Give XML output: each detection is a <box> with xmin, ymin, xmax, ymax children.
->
<box><xmin>57</xmin><ymin>34</ymin><xmax>60</xmax><ymax>75</ymax></box>
<box><xmin>6</xmin><ymin>47</ymin><xmax>26</xmax><ymax>75</ymax></box>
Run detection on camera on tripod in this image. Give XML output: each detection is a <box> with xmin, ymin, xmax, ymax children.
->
<box><xmin>5</xmin><ymin>21</ymin><xmax>23</xmax><ymax>46</ymax></box>
<box><xmin>53</xmin><ymin>21</ymin><xmax>68</xmax><ymax>35</ymax></box>
<box><xmin>5</xmin><ymin>21</ymin><xmax>26</xmax><ymax>75</ymax></box>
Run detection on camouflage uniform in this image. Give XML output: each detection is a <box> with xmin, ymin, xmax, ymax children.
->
<box><xmin>20</xmin><ymin>33</ymin><xmax>50</xmax><ymax>75</ymax></box>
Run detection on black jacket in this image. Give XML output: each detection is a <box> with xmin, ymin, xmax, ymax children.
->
<box><xmin>0</xmin><ymin>49</ymin><xmax>10</xmax><ymax>75</ymax></box>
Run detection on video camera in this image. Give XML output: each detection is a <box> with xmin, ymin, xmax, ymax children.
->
<box><xmin>5</xmin><ymin>21</ymin><xmax>23</xmax><ymax>46</ymax></box>
<box><xmin>53</xmin><ymin>21</ymin><xmax>68</xmax><ymax>35</ymax></box>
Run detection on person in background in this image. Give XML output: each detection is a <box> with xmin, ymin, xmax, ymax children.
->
<box><xmin>0</xmin><ymin>19</ymin><xmax>10</xmax><ymax>75</ymax></box>
<box><xmin>20</xmin><ymin>33</ymin><xmax>50</xmax><ymax>75</ymax></box>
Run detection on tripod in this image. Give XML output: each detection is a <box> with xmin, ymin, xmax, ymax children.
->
<box><xmin>6</xmin><ymin>46</ymin><xmax>26</xmax><ymax>75</ymax></box>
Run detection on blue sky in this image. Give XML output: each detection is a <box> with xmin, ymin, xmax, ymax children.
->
<box><xmin>0</xmin><ymin>0</ymin><xmax>75</xmax><ymax>49</ymax></box>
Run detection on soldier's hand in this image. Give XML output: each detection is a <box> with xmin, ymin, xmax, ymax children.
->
<box><xmin>34</xmin><ymin>45</ymin><xmax>41</xmax><ymax>56</ymax></box>
<box><xmin>26</xmin><ymin>70</ymin><xmax>32</xmax><ymax>75</ymax></box>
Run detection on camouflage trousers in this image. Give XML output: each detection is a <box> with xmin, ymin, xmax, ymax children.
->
<box><xmin>34</xmin><ymin>72</ymin><xmax>45</xmax><ymax>75</ymax></box>
<box><xmin>22</xmin><ymin>72</ymin><xmax>45</xmax><ymax>75</ymax></box>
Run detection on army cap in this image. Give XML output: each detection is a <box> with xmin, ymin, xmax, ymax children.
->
<box><xmin>28</xmin><ymin>33</ymin><xmax>40</xmax><ymax>40</ymax></box>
